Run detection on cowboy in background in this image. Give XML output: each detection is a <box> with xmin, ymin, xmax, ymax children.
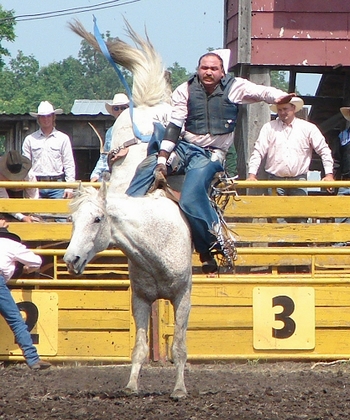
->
<box><xmin>22</xmin><ymin>101</ymin><xmax>76</xmax><ymax>199</ymax></box>
<box><xmin>90</xmin><ymin>93</ymin><xmax>129</xmax><ymax>182</ymax></box>
<box><xmin>334</xmin><ymin>107</ymin><xmax>350</xmax><ymax>224</ymax></box>
<box><xmin>0</xmin><ymin>219</ymin><xmax>51</xmax><ymax>370</ymax></box>
<box><xmin>247</xmin><ymin>97</ymin><xmax>334</xmax><ymax>201</ymax></box>
<box><xmin>0</xmin><ymin>151</ymin><xmax>40</xmax><ymax>223</ymax></box>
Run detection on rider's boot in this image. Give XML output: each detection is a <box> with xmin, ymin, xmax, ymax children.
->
<box><xmin>200</xmin><ymin>252</ymin><xmax>218</xmax><ymax>274</ymax></box>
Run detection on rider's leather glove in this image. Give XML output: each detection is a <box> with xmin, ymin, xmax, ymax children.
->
<box><xmin>153</xmin><ymin>163</ymin><xmax>167</xmax><ymax>178</ymax></box>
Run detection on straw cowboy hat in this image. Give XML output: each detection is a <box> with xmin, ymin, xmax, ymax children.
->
<box><xmin>29</xmin><ymin>101</ymin><xmax>63</xmax><ymax>117</ymax></box>
<box><xmin>105</xmin><ymin>93</ymin><xmax>130</xmax><ymax>115</ymax></box>
<box><xmin>0</xmin><ymin>150</ymin><xmax>32</xmax><ymax>181</ymax></box>
<box><xmin>0</xmin><ymin>227</ymin><xmax>21</xmax><ymax>243</ymax></box>
<box><xmin>270</xmin><ymin>97</ymin><xmax>304</xmax><ymax>114</ymax></box>
<box><xmin>340</xmin><ymin>107</ymin><xmax>350</xmax><ymax>122</ymax></box>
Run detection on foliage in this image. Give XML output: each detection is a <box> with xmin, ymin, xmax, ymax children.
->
<box><xmin>168</xmin><ymin>62</ymin><xmax>191</xmax><ymax>90</ymax></box>
<box><xmin>270</xmin><ymin>70</ymin><xmax>289</xmax><ymax>92</ymax></box>
<box><xmin>0</xmin><ymin>6</ymin><xmax>16</xmax><ymax>70</ymax></box>
<box><xmin>0</xmin><ymin>37</ymin><xmax>131</xmax><ymax>114</ymax></box>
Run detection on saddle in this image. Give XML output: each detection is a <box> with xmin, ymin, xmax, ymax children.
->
<box><xmin>149</xmin><ymin>170</ymin><xmax>238</xmax><ymax>272</ymax></box>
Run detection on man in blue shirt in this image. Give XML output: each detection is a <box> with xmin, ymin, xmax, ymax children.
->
<box><xmin>90</xmin><ymin>93</ymin><xmax>129</xmax><ymax>182</ymax></box>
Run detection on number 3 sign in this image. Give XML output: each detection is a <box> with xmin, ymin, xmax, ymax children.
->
<box><xmin>253</xmin><ymin>287</ymin><xmax>315</xmax><ymax>350</ymax></box>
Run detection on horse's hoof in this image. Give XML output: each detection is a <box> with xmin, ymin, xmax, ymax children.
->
<box><xmin>170</xmin><ymin>389</ymin><xmax>187</xmax><ymax>401</ymax></box>
<box><xmin>122</xmin><ymin>387</ymin><xmax>138</xmax><ymax>397</ymax></box>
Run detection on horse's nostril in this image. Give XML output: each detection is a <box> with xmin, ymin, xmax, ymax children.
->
<box><xmin>74</xmin><ymin>256</ymin><xmax>80</xmax><ymax>263</ymax></box>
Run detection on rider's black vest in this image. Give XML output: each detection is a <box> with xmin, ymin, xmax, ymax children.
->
<box><xmin>185</xmin><ymin>74</ymin><xmax>238</xmax><ymax>136</ymax></box>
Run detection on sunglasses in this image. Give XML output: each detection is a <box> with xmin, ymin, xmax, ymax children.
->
<box><xmin>113</xmin><ymin>106</ymin><xmax>128</xmax><ymax>111</ymax></box>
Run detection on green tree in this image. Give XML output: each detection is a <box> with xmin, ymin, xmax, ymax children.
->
<box><xmin>270</xmin><ymin>71</ymin><xmax>289</xmax><ymax>92</ymax></box>
<box><xmin>0</xmin><ymin>6</ymin><xmax>16</xmax><ymax>70</ymax></box>
<box><xmin>167</xmin><ymin>62</ymin><xmax>191</xmax><ymax>90</ymax></box>
<box><xmin>0</xmin><ymin>51</ymin><xmax>42</xmax><ymax>114</ymax></box>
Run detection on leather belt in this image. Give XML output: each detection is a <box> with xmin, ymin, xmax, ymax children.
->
<box><xmin>36</xmin><ymin>175</ymin><xmax>64</xmax><ymax>181</ymax></box>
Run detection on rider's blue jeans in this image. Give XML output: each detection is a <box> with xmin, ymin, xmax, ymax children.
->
<box><xmin>126</xmin><ymin>141</ymin><xmax>224</xmax><ymax>254</ymax></box>
<box><xmin>0</xmin><ymin>274</ymin><xmax>40</xmax><ymax>367</ymax></box>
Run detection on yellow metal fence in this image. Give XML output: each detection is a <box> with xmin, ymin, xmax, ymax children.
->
<box><xmin>1</xmin><ymin>180</ymin><xmax>350</xmax><ymax>363</ymax></box>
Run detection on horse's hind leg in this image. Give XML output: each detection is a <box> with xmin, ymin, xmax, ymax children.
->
<box><xmin>170</xmin><ymin>288</ymin><xmax>191</xmax><ymax>400</ymax></box>
<box><xmin>124</xmin><ymin>296</ymin><xmax>150</xmax><ymax>395</ymax></box>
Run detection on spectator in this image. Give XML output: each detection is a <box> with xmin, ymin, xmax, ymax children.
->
<box><xmin>23</xmin><ymin>101</ymin><xmax>75</xmax><ymax>199</ymax></box>
<box><xmin>126</xmin><ymin>49</ymin><xmax>294</xmax><ymax>274</ymax></box>
<box><xmin>0</xmin><ymin>151</ymin><xmax>40</xmax><ymax>222</ymax></box>
<box><xmin>334</xmin><ymin>106</ymin><xmax>350</xmax><ymax>224</ymax></box>
<box><xmin>0</xmin><ymin>219</ymin><xmax>51</xmax><ymax>370</ymax></box>
<box><xmin>247</xmin><ymin>97</ymin><xmax>334</xmax><ymax>217</ymax></box>
<box><xmin>90</xmin><ymin>93</ymin><xmax>129</xmax><ymax>182</ymax></box>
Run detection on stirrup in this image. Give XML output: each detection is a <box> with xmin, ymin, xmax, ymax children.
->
<box><xmin>209</xmin><ymin>222</ymin><xmax>237</xmax><ymax>271</ymax></box>
<box><xmin>209</xmin><ymin>172</ymin><xmax>239</xmax><ymax>271</ymax></box>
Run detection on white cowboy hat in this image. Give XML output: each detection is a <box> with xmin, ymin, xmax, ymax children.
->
<box><xmin>211</xmin><ymin>49</ymin><xmax>231</xmax><ymax>74</ymax></box>
<box><xmin>270</xmin><ymin>97</ymin><xmax>304</xmax><ymax>114</ymax></box>
<box><xmin>340</xmin><ymin>107</ymin><xmax>350</xmax><ymax>122</ymax></box>
<box><xmin>0</xmin><ymin>150</ymin><xmax>32</xmax><ymax>181</ymax></box>
<box><xmin>29</xmin><ymin>101</ymin><xmax>63</xmax><ymax>117</ymax></box>
<box><xmin>105</xmin><ymin>93</ymin><xmax>130</xmax><ymax>115</ymax></box>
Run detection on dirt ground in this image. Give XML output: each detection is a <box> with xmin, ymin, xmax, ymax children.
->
<box><xmin>1</xmin><ymin>360</ymin><xmax>350</xmax><ymax>420</ymax></box>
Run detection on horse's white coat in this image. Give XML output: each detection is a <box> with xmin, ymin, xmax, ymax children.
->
<box><xmin>68</xmin><ymin>21</ymin><xmax>192</xmax><ymax>399</ymax></box>
<box><xmin>63</xmin><ymin>184</ymin><xmax>192</xmax><ymax>399</ymax></box>
<box><xmin>69</xmin><ymin>18</ymin><xmax>173</xmax><ymax>195</ymax></box>
<box><xmin>108</xmin><ymin>102</ymin><xmax>172</xmax><ymax>194</ymax></box>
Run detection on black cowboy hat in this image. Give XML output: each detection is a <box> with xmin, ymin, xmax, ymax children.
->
<box><xmin>0</xmin><ymin>227</ymin><xmax>21</xmax><ymax>243</ymax></box>
<box><xmin>0</xmin><ymin>151</ymin><xmax>32</xmax><ymax>181</ymax></box>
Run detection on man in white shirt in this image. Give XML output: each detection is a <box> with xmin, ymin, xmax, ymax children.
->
<box><xmin>247</xmin><ymin>97</ymin><xmax>334</xmax><ymax>195</ymax></box>
<box><xmin>0</xmin><ymin>151</ymin><xmax>39</xmax><ymax>222</ymax></box>
<box><xmin>126</xmin><ymin>50</ymin><xmax>295</xmax><ymax>274</ymax></box>
<box><xmin>0</xmin><ymin>219</ymin><xmax>51</xmax><ymax>370</ymax></box>
<box><xmin>22</xmin><ymin>101</ymin><xmax>76</xmax><ymax>199</ymax></box>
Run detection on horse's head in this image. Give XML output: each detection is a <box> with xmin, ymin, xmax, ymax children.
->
<box><xmin>64</xmin><ymin>182</ymin><xmax>111</xmax><ymax>275</ymax></box>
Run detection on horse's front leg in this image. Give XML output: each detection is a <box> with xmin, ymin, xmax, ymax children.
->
<box><xmin>171</xmin><ymin>287</ymin><xmax>191</xmax><ymax>400</ymax></box>
<box><xmin>124</xmin><ymin>295</ymin><xmax>151</xmax><ymax>395</ymax></box>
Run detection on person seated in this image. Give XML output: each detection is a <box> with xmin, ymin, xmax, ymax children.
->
<box><xmin>0</xmin><ymin>151</ymin><xmax>40</xmax><ymax>222</ymax></box>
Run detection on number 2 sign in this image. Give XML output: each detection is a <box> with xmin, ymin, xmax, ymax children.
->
<box><xmin>0</xmin><ymin>291</ymin><xmax>58</xmax><ymax>356</ymax></box>
<box><xmin>253</xmin><ymin>287</ymin><xmax>315</xmax><ymax>350</ymax></box>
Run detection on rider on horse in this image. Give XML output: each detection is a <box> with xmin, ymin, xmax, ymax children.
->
<box><xmin>126</xmin><ymin>49</ymin><xmax>295</xmax><ymax>274</ymax></box>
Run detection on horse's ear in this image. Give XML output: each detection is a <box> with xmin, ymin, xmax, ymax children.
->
<box><xmin>99</xmin><ymin>180</ymin><xmax>108</xmax><ymax>201</ymax></box>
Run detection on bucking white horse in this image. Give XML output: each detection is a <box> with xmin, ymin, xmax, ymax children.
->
<box><xmin>69</xmin><ymin>19</ymin><xmax>172</xmax><ymax>194</ymax></box>
<box><xmin>63</xmin><ymin>183</ymin><xmax>192</xmax><ymax>399</ymax></box>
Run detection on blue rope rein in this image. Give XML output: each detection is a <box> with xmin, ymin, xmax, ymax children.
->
<box><xmin>93</xmin><ymin>16</ymin><xmax>152</xmax><ymax>143</ymax></box>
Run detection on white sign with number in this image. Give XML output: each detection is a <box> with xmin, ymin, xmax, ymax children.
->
<box><xmin>253</xmin><ymin>287</ymin><xmax>315</xmax><ymax>350</ymax></box>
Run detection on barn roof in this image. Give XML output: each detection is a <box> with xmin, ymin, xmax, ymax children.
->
<box><xmin>71</xmin><ymin>99</ymin><xmax>111</xmax><ymax>116</ymax></box>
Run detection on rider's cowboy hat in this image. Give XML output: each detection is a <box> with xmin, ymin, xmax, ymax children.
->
<box><xmin>0</xmin><ymin>227</ymin><xmax>21</xmax><ymax>243</ymax></box>
<box><xmin>0</xmin><ymin>150</ymin><xmax>32</xmax><ymax>181</ymax></box>
<box><xmin>105</xmin><ymin>93</ymin><xmax>130</xmax><ymax>115</ymax></box>
<box><xmin>29</xmin><ymin>101</ymin><xmax>63</xmax><ymax>117</ymax></box>
<box><xmin>340</xmin><ymin>107</ymin><xmax>350</xmax><ymax>122</ymax></box>
<box><xmin>270</xmin><ymin>97</ymin><xmax>304</xmax><ymax>114</ymax></box>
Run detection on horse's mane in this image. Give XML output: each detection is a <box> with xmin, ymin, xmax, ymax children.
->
<box><xmin>69</xmin><ymin>186</ymin><xmax>103</xmax><ymax>214</ymax></box>
<box><xmin>68</xmin><ymin>19</ymin><xmax>172</xmax><ymax>107</ymax></box>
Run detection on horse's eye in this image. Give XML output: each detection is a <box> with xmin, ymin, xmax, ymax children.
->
<box><xmin>94</xmin><ymin>216</ymin><xmax>101</xmax><ymax>223</ymax></box>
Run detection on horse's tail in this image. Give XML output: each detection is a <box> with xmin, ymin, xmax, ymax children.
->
<box><xmin>68</xmin><ymin>19</ymin><xmax>172</xmax><ymax>107</ymax></box>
